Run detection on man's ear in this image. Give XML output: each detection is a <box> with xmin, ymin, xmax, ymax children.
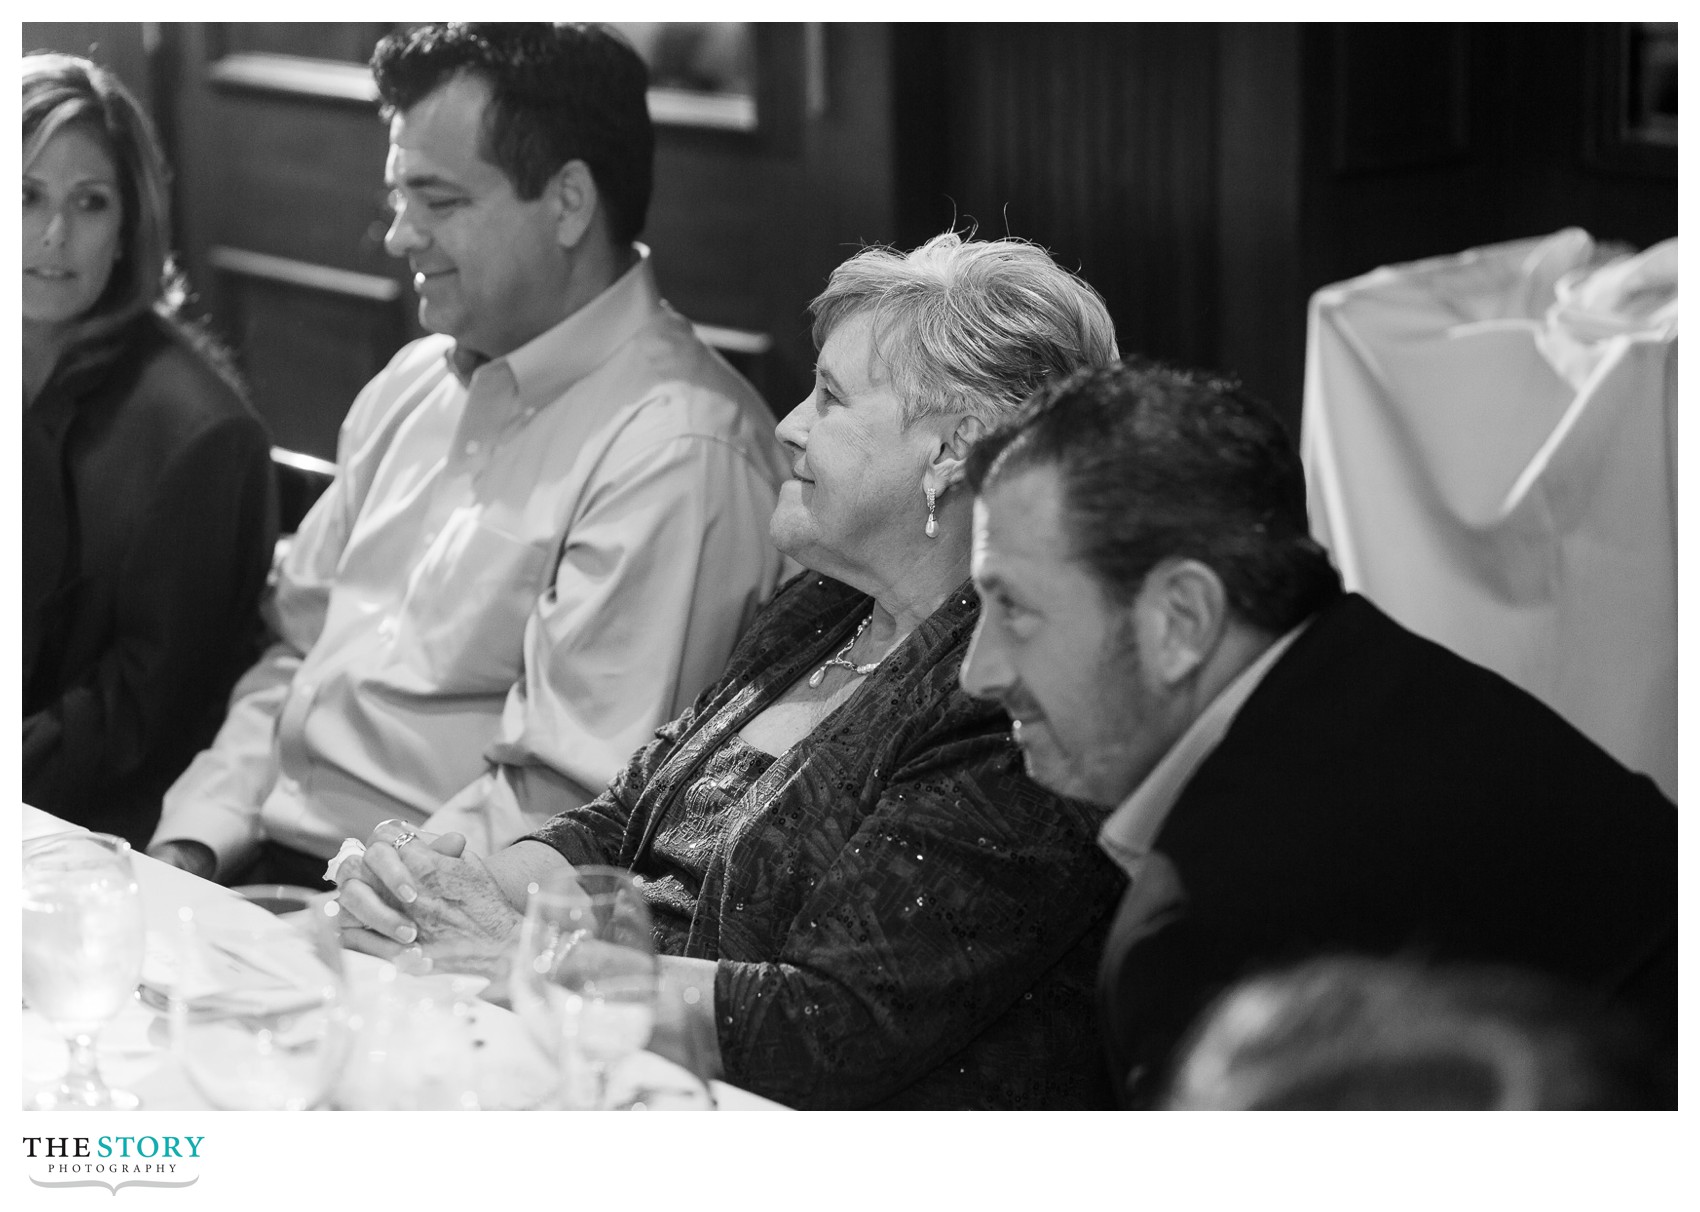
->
<box><xmin>552</xmin><ymin>160</ymin><xmax>598</xmax><ymax>249</ymax></box>
<box><xmin>1136</xmin><ymin>558</ymin><xmax>1229</xmax><ymax>686</ymax></box>
<box><xmin>924</xmin><ymin>413</ymin><xmax>989</xmax><ymax>498</ymax></box>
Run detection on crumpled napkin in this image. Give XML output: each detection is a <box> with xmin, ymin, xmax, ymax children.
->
<box><xmin>325</xmin><ymin>838</ymin><xmax>366</xmax><ymax>884</ymax></box>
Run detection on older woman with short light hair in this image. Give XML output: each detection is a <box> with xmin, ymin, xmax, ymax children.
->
<box><xmin>333</xmin><ymin>231</ymin><xmax>1126</xmax><ymax>1109</ymax></box>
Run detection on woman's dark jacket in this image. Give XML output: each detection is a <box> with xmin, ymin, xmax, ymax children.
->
<box><xmin>23</xmin><ymin>315</ymin><xmax>277</xmax><ymax>847</ymax></box>
<box><xmin>530</xmin><ymin>572</ymin><xmax>1123</xmax><ymax>1110</ymax></box>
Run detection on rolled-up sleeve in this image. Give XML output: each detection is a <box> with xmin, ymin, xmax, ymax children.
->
<box><xmin>151</xmin><ymin>363</ymin><xmax>394</xmax><ymax>873</ymax></box>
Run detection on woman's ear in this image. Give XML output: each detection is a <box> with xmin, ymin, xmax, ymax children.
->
<box><xmin>924</xmin><ymin>413</ymin><xmax>989</xmax><ymax>497</ymax></box>
<box><xmin>552</xmin><ymin>160</ymin><xmax>599</xmax><ymax>249</ymax></box>
<box><xmin>1135</xmin><ymin>558</ymin><xmax>1230</xmax><ymax>686</ymax></box>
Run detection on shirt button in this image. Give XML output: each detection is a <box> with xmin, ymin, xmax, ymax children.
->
<box><xmin>464</xmin><ymin>440</ymin><xmax>480</xmax><ymax>455</ymax></box>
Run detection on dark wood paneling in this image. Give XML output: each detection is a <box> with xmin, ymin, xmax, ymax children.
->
<box><xmin>1495</xmin><ymin>23</ymin><xmax>1677</xmax><ymax>248</ymax></box>
<box><xmin>1331</xmin><ymin>24</ymin><xmax>1471</xmax><ymax>174</ymax></box>
<box><xmin>38</xmin><ymin>22</ymin><xmax>1676</xmax><ymax>458</ymax></box>
<box><xmin>1298</xmin><ymin>24</ymin><xmax>1499</xmax><ymax>294</ymax></box>
<box><xmin>215</xmin><ymin>263</ymin><xmax>407</xmax><ymax>459</ymax></box>
<box><xmin>165</xmin><ymin>23</ymin><xmax>415</xmax><ymax>457</ymax></box>
<box><xmin>1215</xmin><ymin>25</ymin><xmax>1306</xmax><ymax>432</ymax></box>
<box><xmin>932</xmin><ymin>24</ymin><xmax>1222</xmax><ymax>370</ymax></box>
<box><xmin>23</xmin><ymin>23</ymin><xmax>151</xmax><ymax>110</ymax></box>
<box><xmin>644</xmin><ymin>23</ymin><xmax>903</xmax><ymax>416</ymax></box>
<box><xmin>211</xmin><ymin>22</ymin><xmax>393</xmax><ymax>64</ymax></box>
<box><xmin>1264</xmin><ymin>21</ymin><xmax>1677</xmax><ymax>431</ymax></box>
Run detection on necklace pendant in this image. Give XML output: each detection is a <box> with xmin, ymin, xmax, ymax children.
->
<box><xmin>808</xmin><ymin>667</ymin><xmax>826</xmax><ymax>688</ymax></box>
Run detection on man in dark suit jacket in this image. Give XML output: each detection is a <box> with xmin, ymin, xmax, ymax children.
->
<box><xmin>959</xmin><ymin>359</ymin><xmax>1676</xmax><ymax>1108</ymax></box>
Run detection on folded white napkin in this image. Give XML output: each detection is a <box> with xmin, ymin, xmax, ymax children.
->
<box><xmin>142</xmin><ymin>922</ymin><xmax>337</xmax><ymax>1016</ymax></box>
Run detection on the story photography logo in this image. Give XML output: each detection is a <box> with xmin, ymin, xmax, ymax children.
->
<box><xmin>22</xmin><ymin>1134</ymin><xmax>204</xmax><ymax>1195</ymax></box>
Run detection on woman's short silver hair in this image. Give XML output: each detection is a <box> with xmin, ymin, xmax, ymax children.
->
<box><xmin>809</xmin><ymin>231</ymin><xmax>1119</xmax><ymax>428</ymax></box>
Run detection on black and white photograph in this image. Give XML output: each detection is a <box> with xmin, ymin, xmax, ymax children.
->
<box><xmin>15</xmin><ymin>17</ymin><xmax>1684</xmax><ymax>1209</ymax></box>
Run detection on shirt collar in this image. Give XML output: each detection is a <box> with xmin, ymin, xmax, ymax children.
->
<box><xmin>443</xmin><ymin>243</ymin><xmax>662</xmax><ymax>403</ymax></box>
<box><xmin>1096</xmin><ymin>619</ymin><xmax>1310</xmax><ymax>880</ymax></box>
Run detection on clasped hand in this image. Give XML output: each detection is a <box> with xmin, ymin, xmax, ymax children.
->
<box><xmin>331</xmin><ymin>827</ymin><xmax>522</xmax><ymax>983</ymax></box>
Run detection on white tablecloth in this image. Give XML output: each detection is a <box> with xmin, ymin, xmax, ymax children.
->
<box><xmin>21</xmin><ymin>805</ymin><xmax>783</xmax><ymax>1111</ymax></box>
<box><xmin>1301</xmin><ymin>229</ymin><xmax>1677</xmax><ymax>800</ymax></box>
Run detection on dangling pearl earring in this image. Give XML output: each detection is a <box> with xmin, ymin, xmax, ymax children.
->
<box><xmin>924</xmin><ymin>487</ymin><xmax>938</xmax><ymax>539</ymax></box>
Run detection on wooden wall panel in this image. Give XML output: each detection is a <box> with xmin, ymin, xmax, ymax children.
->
<box><xmin>644</xmin><ymin>23</ymin><xmax>903</xmax><ymax>416</ymax></box>
<box><xmin>212</xmin><ymin>22</ymin><xmax>391</xmax><ymax>64</ymax></box>
<box><xmin>216</xmin><ymin>266</ymin><xmax>407</xmax><ymax>458</ymax></box>
<box><xmin>1493</xmin><ymin>22</ymin><xmax>1677</xmax><ymax>248</ymax></box>
<box><xmin>30</xmin><ymin>23</ymin><xmax>1676</xmax><ymax>455</ymax></box>
<box><xmin>1297</xmin><ymin>25</ymin><xmax>1498</xmax><ymax>299</ymax></box>
<box><xmin>1331</xmin><ymin>24</ymin><xmax>1471</xmax><ymax>174</ymax></box>
<box><xmin>22</xmin><ymin>23</ymin><xmax>152</xmax><ymax>110</ymax></box>
<box><xmin>164</xmin><ymin>23</ymin><xmax>416</xmax><ymax>458</ymax></box>
<box><xmin>1215</xmin><ymin>25</ymin><xmax>1306</xmax><ymax>432</ymax></box>
<box><xmin>932</xmin><ymin>23</ymin><xmax>1222</xmax><ymax>371</ymax></box>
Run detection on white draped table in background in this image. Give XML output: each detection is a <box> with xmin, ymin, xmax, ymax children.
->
<box><xmin>1301</xmin><ymin>229</ymin><xmax>1677</xmax><ymax>800</ymax></box>
<box><xmin>21</xmin><ymin>805</ymin><xmax>783</xmax><ymax>1112</ymax></box>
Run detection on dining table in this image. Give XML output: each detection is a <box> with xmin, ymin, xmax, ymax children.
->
<box><xmin>21</xmin><ymin>805</ymin><xmax>785</xmax><ymax>1112</ymax></box>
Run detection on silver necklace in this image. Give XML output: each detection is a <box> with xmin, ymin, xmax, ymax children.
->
<box><xmin>807</xmin><ymin>613</ymin><xmax>884</xmax><ymax>687</ymax></box>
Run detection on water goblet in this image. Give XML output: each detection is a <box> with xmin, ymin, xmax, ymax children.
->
<box><xmin>510</xmin><ymin>866</ymin><xmax>658</xmax><ymax>1109</ymax></box>
<box><xmin>602</xmin><ymin>979</ymin><xmax>719</xmax><ymax>1111</ymax></box>
<box><xmin>23</xmin><ymin>832</ymin><xmax>146</xmax><ymax>1111</ymax></box>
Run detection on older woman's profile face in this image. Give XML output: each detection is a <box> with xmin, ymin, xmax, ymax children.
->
<box><xmin>770</xmin><ymin>309</ymin><xmax>935</xmax><ymax>578</ymax></box>
<box><xmin>23</xmin><ymin>124</ymin><xmax>124</xmax><ymax>329</ymax></box>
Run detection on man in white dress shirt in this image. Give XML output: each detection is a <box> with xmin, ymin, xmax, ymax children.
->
<box><xmin>150</xmin><ymin>23</ymin><xmax>786</xmax><ymax>884</ymax></box>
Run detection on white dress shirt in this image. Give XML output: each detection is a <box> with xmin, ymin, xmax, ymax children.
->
<box><xmin>153</xmin><ymin>249</ymin><xmax>788</xmax><ymax>875</ymax></box>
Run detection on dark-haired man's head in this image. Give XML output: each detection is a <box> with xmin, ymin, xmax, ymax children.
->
<box><xmin>370</xmin><ymin>24</ymin><xmax>653</xmax><ymax>359</ymax></box>
<box><xmin>961</xmin><ymin>359</ymin><xmax>1342</xmax><ymax>805</ymax></box>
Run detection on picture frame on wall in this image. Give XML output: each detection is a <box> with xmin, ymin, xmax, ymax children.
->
<box><xmin>612</xmin><ymin>21</ymin><xmax>758</xmax><ymax>131</ymax></box>
<box><xmin>201</xmin><ymin>22</ymin><xmax>779</xmax><ymax>137</ymax></box>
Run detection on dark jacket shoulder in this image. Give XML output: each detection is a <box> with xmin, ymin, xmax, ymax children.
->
<box><xmin>122</xmin><ymin>319</ymin><xmax>266</xmax><ymax>445</ymax></box>
<box><xmin>1107</xmin><ymin>592</ymin><xmax>1675</xmax><ymax>1105</ymax></box>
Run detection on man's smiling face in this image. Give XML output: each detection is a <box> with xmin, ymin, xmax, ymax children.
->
<box><xmin>962</xmin><ymin>462</ymin><xmax>1170</xmax><ymax>807</ymax></box>
<box><xmin>382</xmin><ymin>72</ymin><xmax>572</xmax><ymax>359</ymax></box>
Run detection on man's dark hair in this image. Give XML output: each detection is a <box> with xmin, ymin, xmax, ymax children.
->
<box><xmin>371</xmin><ymin>23</ymin><xmax>653</xmax><ymax>245</ymax></box>
<box><xmin>965</xmin><ymin>358</ymin><xmax>1342</xmax><ymax>633</ymax></box>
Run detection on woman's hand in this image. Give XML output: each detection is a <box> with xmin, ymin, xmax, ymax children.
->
<box><xmin>330</xmin><ymin>826</ymin><xmax>465</xmax><ymax>937</ymax></box>
<box><xmin>333</xmin><ymin>831</ymin><xmax>524</xmax><ymax>984</ymax></box>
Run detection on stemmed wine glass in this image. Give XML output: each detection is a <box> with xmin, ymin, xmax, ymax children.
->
<box><xmin>22</xmin><ymin>833</ymin><xmax>147</xmax><ymax>1111</ymax></box>
<box><xmin>510</xmin><ymin>866</ymin><xmax>659</xmax><ymax>1109</ymax></box>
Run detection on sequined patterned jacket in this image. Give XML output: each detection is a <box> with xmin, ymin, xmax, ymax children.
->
<box><xmin>528</xmin><ymin>572</ymin><xmax>1123</xmax><ymax>1109</ymax></box>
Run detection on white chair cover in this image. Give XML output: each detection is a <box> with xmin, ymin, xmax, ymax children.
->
<box><xmin>1301</xmin><ymin>228</ymin><xmax>1676</xmax><ymax>800</ymax></box>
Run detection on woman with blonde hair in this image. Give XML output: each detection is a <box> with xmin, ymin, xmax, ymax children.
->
<box><xmin>23</xmin><ymin>52</ymin><xmax>276</xmax><ymax>847</ymax></box>
<box><xmin>334</xmin><ymin>231</ymin><xmax>1131</xmax><ymax>1109</ymax></box>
